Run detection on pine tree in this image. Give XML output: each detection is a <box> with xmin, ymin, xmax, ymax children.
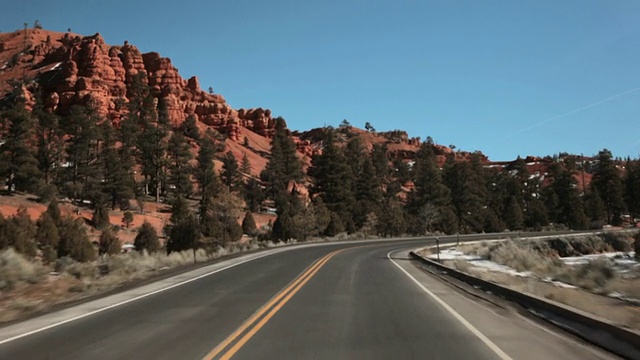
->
<box><xmin>59</xmin><ymin>105</ymin><xmax>100</xmax><ymax>202</ymax></box>
<box><xmin>45</xmin><ymin>199</ymin><xmax>62</xmax><ymax>225</ymax></box>
<box><xmin>260</xmin><ymin>117</ymin><xmax>303</xmax><ymax>203</ymax></box>
<box><xmin>137</xmin><ymin>100</ymin><xmax>168</xmax><ymax>202</ymax></box>
<box><xmin>242</xmin><ymin>211</ymin><xmax>258</xmax><ymax>236</ymax></box>
<box><xmin>195</xmin><ymin>135</ymin><xmax>220</xmax><ymax>227</ymax></box>
<box><xmin>221</xmin><ymin>151</ymin><xmax>241</xmax><ymax>191</ymax></box>
<box><xmin>242</xmin><ymin>177</ymin><xmax>265</xmax><ymax>213</ymax></box>
<box><xmin>99</xmin><ymin>228</ymin><xmax>120</xmax><ymax>255</ymax></box>
<box><xmin>36</xmin><ymin>212</ymin><xmax>60</xmax><ymax>250</ymax></box>
<box><xmin>271</xmin><ymin>190</ymin><xmax>305</xmax><ymax>241</ymax></box>
<box><xmin>167</xmin><ymin>132</ymin><xmax>193</xmax><ymax>198</ymax></box>
<box><xmin>57</xmin><ymin>217</ymin><xmax>96</xmax><ymax>262</ymax></box>
<box><xmin>201</xmin><ymin>186</ymin><xmax>243</xmax><ymax>244</ymax></box>
<box><xmin>624</xmin><ymin>159</ymin><xmax>640</xmax><ymax>223</ymax></box>
<box><xmin>503</xmin><ymin>196</ymin><xmax>524</xmax><ymax>230</ymax></box>
<box><xmin>180</xmin><ymin>114</ymin><xmax>201</xmax><ymax>141</ymax></box>
<box><xmin>324</xmin><ymin>212</ymin><xmax>345</xmax><ymax>237</ymax></box>
<box><xmin>0</xmin><ymin>97</ymin><xmax>43</xmax><ymax>194</ymax></box>
<box><xmin>308</xmin><ymin>128</ymin><xmax>355</xmax><ymax>222</ymax></box>
<box><xmin>375</xmin><ymin>198</ymin><xmax>406</xmax><ymax>237</ymax></box>
<box><xmin>165</xmin><ymin>196</ymin><xmax>200</xmax><ymax>253</ymax></box>
<box><xmin>4</xmin><ymin>207</ymin><xmax>37</xmax><ymax>257</ymax></box>
<box><xmin>407</xmin><ymin>144</ymin><xmax>457</xmax><ymax>234</ymax></box>
<box><xmin>134</xmin><ymin>221</ymin><xmax>161</xmax><ymax>253</ymax></box>
<box><xmin>98</xmin><ymin>120</ymin><xmax>134</xmax><ymax>209</ymax></box>
<box><xmin>371</xmin><ymin>143</ymin><xmax>390</xmax><ymax>188</ymax></box>
<box><xmin>33</xmin><ymin>96</ymin><xmax>64</xmax><ymax>196</ymax></box>
<box><xmin>91</xmin><ymin>203</ymin><xmax>110</xmax><ymax>230</ymax></box>
<box><xmin>240</xmin><ymin>152</ymin><xmax>252</xmax><ymax>176</ymax></box>
<box><xmin>122</xmin><ymin>211</ymin><xmax>134</xmax><ymax>228</ymax></box>
<box><xmin>524</xmin><ymin>198</ymin><xmax>549</xmax><ymax>230</ymax></box>
<box><xmin>443</xmin><ymin>153</ymin><xmax>488</xmax><ymax>233</ymax></box>
<box><xmin>591</xmin><ymin>149</ymin><xmax>625</xmax><ymax>225</ymax></box>
<box><xmin>542</xmin><ymin>163</ymin><xmax>589</xmax><ymax>229</ymax></box>
<box><xmin>585</xmin><ymin>187</ymin><xmax>607</xmax><ymax>227</ymax></box>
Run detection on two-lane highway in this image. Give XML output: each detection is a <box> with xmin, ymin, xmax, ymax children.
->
<box><xmin>0</xmin><ymin>237</ymin><xmax>617</xmax><ymax>359</ymax></box>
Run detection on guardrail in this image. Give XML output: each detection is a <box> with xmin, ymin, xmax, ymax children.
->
<box><xmin>410</xmin><ymin>250</ymin><xmax>640</xmax><ymax>360</ymax></box>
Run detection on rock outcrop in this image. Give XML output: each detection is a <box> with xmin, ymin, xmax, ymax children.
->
<box><xmin>1</xmin><ymin>29</ymin><xmax>277</xmax><ymax>140</ymax></box>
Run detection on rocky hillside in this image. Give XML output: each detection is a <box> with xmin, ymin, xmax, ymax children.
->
<box><xmin>0</xmin><ymin>27</ymin><xmax>598</xmax><ymax>186</ymax></box>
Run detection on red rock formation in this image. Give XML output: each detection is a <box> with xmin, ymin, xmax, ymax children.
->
<box><xmin>1</xmin><ymin>29</ymin><xmax>277</xmax><ymax>139</ymax></box>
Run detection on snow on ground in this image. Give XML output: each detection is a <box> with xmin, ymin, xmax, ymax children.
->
<box><xmin>560</xmin><ymin>251</ymin><xmax>639</xmax><ymax>275</ymax></box>
<box><xmin>426</xmin><ymin>247</ymin><xmax>640</xmax><ymax>288</ymax></box>
<box><xmin>426</xmin><ymin>248</ymin><xmax>533</xmax><ymax>277</ymax></box>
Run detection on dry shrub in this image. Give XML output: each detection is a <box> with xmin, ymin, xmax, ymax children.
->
<box><xmin>0</xmin><ymin>248</ymin><xmax>48</xmax><ymax>291</ymax></box>
<box><xmin>452</xmin><ymin>259</ymin><xmax>471</xmax><ymax>273</ymax></box>
<box><xmin>487</xmin><ymin>240</ymin><xmax>556</xmax><ymax>274</ymax></box>
<box><xmin>602</xmin><ymin>232</ymin><xmax>633</xmax><ymax>252</ymax></box>
<box><xmin>61</xmin><ymin>260</ymin><xmax>98</xmax><ymax>280</ymax></box>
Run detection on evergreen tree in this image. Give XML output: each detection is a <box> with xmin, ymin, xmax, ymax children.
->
<box><xmin>542</xmin><ymin>163</ymin><xmax>588</xmax><ymax>229</ymax></box>
<box><xmin>324</xmin><ymin>212</ymin><xmax>345</xmax><ymax>237</ymax></box>
<box><xmin>376</xmin><ymin>198</ymin><xmax>406</xmax><ymax>237</ymax></box>
<box><xmin>57</xmin><ymin>217</ymin><xmax>96</xmax><ymax>262</ymax></box>
<box><xmin>242</xmin><ymin>211</ymin><xmax>258</xmax><ymax>236</ymax></box>
<box><xmin>221</xmin><ymin>151</ymin><xmax>241</xmax><ymax>191</ymax></box>
<box><xmin>98</xmin><ymin>120</ymin><xmax>134</xmax><ymax>209</ymax></box>
<box><xmin>407</xmin><ymin>144</ymin><xmax>457</xmax><ymax>234</ymax></box>
<box><xmin>240</xmin><ymin>152</ymin><xmax>252</xmax><ymax>176</ymax></box>
<box><xmin>3</xmin><ymin>207</ymin><xmax>37</xmax><ymax>257</ymax></box>
<box><xmin>45</xmin><ymin>199</ymin><xmax>62</xmax><ymax>225</ymax></box>
<box><xmin>585</xmin><ymin>187</ymin><xmax>607</xmax><ymax>227</ymax></box>
<box><xmin>180</xmin><ymin>114</ymin><xmax>201</xmax><ymax>141</ymax></box>
<box><xmin>167</xmin><ymin>131</ymin><xmax>193</xmax><ymax>198</ymax></box>
<box><xmin>272</xmin><ymin>190</ymin><xmax>305</xmax><ymax>241</ymax></box>
<box><xmin>591</xmin><ymin>149</ymin><xmax>625</xmax><ymax>225</ymax></box>
<box><xmin>134</xmin><ymin>221</ymin><xmax>161</xmax><ymax>253</ymax></box>
<box><xmin>91</xmin><ymin>203</ymin><xmax>110</xmax><ymax>230</ymax></box>
<box><xmin>137</xmin><ymin>100</ymin><xmax>168</xmax><ymax>202</ymax></box>
<box><xmin>624</xmin><ymin>159</ymin><xmax>640</xmax><ymax>223</ymax></box>
<box><xmin>200</xmin><ymin>186</ymin><xmax>243</xmax><ymax>244</ymax></box>
<box><xmin>524</xmin><ymin>197</ymin><xmax>549</xmax><ymax>230</ymax></box>
<box><xmin>122</xmin><ymin>211</ymin><xmax>134</xmax><ymax>228</ymax></box>
<box><xmin>165</xmin><ymin>196</ymin><xmax>200</xmax><ymax>253</ymax></box>
<box><xmin>371</xmin><ymin>143</ymin><xmax>390</xmax><ymax>194</ymax></box>
<box><xmin>308</xmin><ymin>128</ymin><xmax>355</xmax><ymax>222</ymax></box>
<box><xmin>443</xmin><ymin>153</ymin><xmax>488</xmax><ymax>233</ymax></box>
<box><xmin>99</xmin><ymin>229</ymin><xmax>120</xmax><ymax>255</ymax></box>
<box><xmin>0</xmin><ymin>97</ymin><xmax>43</xmax><ymax>194</ymax></box>
<box><xmin>260</xmin><ymin>117</ymin><xmax>303</xmax><ymax>203</ymax></box>
<box><xmin>33</xmin><ymin>97</ymin><xmax>64</xmax><ymax>196</ymax></box>
<box><xmin>36</xmin><ymin>211</ymin><xmax>60</xmax><ymax>251</ymax></box>
<box><xmin>59</xmin><ymin>105</ymin><xmax>100</xmax><ymax>202</ymax></box>
<box><xmin>242</xmin><ymin>177</ymin><xmax>265</xmax><ymax>213</ymax></box>
<box><xmin>195</xmin><ymin>135</ymin><xmax>220</xmax><ymax>224</ymax></box>
<box><xmin>503</xmin><ymin>196</ymin><xmax>524</xmax><ymax>230</ymax></box>
<box><xmin>0</xmin><ymin>213</ymin><xmax>7</xmax><ymax>250</ymax></box>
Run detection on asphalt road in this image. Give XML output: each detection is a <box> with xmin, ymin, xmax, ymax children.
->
<box><xmin>0</xmin><ymin>235</ymin><xmax>617</xmax><ymax>360</ymax></box>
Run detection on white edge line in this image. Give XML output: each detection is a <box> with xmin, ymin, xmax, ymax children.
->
<box><xmin>0</xmin><ymin>251</ymin><xmax>277</xmax><ymax>345</ymax></box>
<box><xmin>387</xmin><ymin>250</ymin><xmax>513</xmax><ymax>360</ymax></box>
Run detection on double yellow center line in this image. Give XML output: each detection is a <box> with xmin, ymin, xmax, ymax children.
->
<box><xmin>202</xmin><ymin>247</ymin><xmax>349</xmax><ymax>360</ymax></box>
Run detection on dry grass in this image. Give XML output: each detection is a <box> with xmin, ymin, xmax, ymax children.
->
<box><xmin>0</xmin><ymin>249</ymin><xmax>48</xmax><ymax>291</ymax></box>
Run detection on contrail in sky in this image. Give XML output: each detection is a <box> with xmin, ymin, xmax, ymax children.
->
<box><xmin>505</xmin><ymin>86</ymin><xmax>640</xmax><ymax>139</ymax></box>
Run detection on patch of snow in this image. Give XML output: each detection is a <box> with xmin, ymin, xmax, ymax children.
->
<box><xmin>542</xmin><ymin>277</ymin><xmax>577</xmax><ymax>289</ymax></box>
<box><xmin>50</xmin><ymin>61</ymin><xmax>63</xmax><ymax>70</ymax></box>
<box><xmin>427</xmin><ymin>248</ymin><xmax>532</xmax><ymax>277</ymax></box>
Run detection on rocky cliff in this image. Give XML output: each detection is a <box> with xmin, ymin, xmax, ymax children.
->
<box><xmin>0</xmin><ymin>29</ymin><xmax>277</xmax><ymax>141</ymax></box>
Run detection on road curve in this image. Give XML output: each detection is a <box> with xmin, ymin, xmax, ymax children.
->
<box><xmin>0</xmin><ymin>236</ymin><xmax>616</xmax><ymax>360</ymax></box>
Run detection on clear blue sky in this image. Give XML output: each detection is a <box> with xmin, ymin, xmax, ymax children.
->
<box><xmin>4</xmin><ymin>1</ymin><xmax>640</xmax><ymax>161</ymax></box>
